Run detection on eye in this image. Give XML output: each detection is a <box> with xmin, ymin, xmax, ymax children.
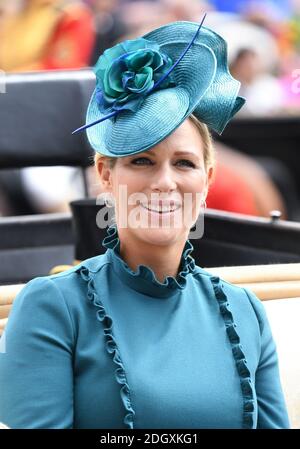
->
<box><xmin>131</xmin><ymin>157</ymin><xmax>153</xmax><ymax>165</ymax></box>
<box><xmin>176</xmin><ymin>159</ymin><xmax>196</xmax><ymax>168</ymax></box>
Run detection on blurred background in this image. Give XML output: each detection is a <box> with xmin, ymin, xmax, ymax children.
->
<box><xmin>0</xmin><ymin>0</ymin><xmax>300</xmax><ymax>220</ymax></box>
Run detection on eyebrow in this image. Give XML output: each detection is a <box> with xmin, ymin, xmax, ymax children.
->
<box><xmin>141</xmin><ymin>150</ymin><xmax>200</xmax><ymax>159</ymax></box>
<box><xmin>174</xmin><ymin>151</ymin><xmax>199</xmax><ymax>158</ymax></box>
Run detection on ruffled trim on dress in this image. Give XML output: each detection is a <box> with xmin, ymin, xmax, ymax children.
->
<box><xmin>210</xmin><ymin>275</ymin><xmax>255</xmax><ymax>429</ymax></box>
<box><xmin>76</xmin><ymin>265</ymin><xmax>135</xmax><ymax>429</ymax></box>
<box><xmin>102</xmin><ymin>224</ymin><xmax>196</xmax><ymax>291</ymax></box>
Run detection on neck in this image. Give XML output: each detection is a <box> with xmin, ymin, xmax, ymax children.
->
<box><xmin>118</xmin><ymin>230</ymin><xmax>188</xmax><ymax>283</ymax></box>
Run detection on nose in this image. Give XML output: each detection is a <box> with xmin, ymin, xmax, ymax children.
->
<box><xmin>149</xmin><ymin>162</ymin><xmax>177</xmax><ymax>193</ymax></box>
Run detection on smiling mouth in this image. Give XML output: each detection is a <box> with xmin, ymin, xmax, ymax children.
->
<box><xmin>140</xmin><ymin>203</ymin><xmax>181</xmax><ymax>214</ymax></box>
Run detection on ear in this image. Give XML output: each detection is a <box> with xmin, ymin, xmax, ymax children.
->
<box><xmin>95</xmin><ymin>157</ymin><xmax>113</xmax><ymax>192</ymax></box>
<box><xmin>203</xmin><ymin>165</ymin><xmax>214</xmax><ymax>200</ymax></box>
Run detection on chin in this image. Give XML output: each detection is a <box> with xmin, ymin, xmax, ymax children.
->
<box><xmin>133</xmin><ymin>226</ymin><xmax>187</xmax><ymax>247</ymax></box>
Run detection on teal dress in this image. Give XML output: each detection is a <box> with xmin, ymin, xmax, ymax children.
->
<box><xmin>0</xmin><ymin>225</ymin><xmax>290</xmax><ymax>429</ymax></box>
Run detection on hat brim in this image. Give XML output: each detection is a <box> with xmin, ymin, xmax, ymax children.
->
<box><xmin>87</xmin><ymin>41</ymin><xmax>217</xmax><ymax>156</ymax></box>
<box><xmin>144</xmin><ymin>21</ymin><xmax>244</xmax><ymax>134</ymax></box>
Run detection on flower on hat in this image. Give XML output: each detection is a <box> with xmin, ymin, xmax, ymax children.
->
<box><xmin>94</xmin><ymin>38</ymin><xmax>176</xmax><ymax>114</ymax></box>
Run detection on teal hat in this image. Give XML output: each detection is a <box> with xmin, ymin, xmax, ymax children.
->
<box><xmin>73</xmin><ymin>16</ymin><xmax>245</xmax><ymax>157</ymax></box>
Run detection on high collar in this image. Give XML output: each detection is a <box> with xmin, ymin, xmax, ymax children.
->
<box><xmin>102</xmin><ymin>225</ymin><xmax>196</xmax><ymax>298</ymax></box>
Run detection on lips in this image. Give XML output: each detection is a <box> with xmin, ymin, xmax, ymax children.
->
<box><xmin>139</xmin><ymin>200</ymin><xmax>181</xmax><ymax>214</ymax></box>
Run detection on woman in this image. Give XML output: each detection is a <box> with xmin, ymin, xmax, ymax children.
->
<box><xmin>0</xmin><ymin>19</ymin><xmax>290</xmax><ymax>429</ymax></box>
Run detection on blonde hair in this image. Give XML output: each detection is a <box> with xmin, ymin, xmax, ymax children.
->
<box><xmin>94</xmin><ymin>115</ymin><xmax>215</xmax><ymax>179</ymax></box>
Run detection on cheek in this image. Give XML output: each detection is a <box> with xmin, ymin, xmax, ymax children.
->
<box><xmin>112</xmin><ymin>169</ymin><xmax>145</xmax><ymax>207</ymax></box>
<box><xmin>183</xmin><ymin>171</ymin><xmax>207</xmax><ymax>195</ymax></box>
<box><xmin>182</xmin><ymin>172</ymin><xmax>207</xmax><ymax>216</ymax></box>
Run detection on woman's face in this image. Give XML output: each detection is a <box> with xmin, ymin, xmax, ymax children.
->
<box><xmin>97</xmin><ymin>117</ymin><xmax>213</xmax><ymax>247</ymax></box>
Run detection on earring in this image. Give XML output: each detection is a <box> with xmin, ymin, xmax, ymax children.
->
<box><xmin>200</xmin><ymin>198</ymin><xmax>207</xmax><ymax>209</ymax></box>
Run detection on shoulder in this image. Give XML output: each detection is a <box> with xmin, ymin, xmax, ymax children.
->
<box><xmin>222</xmin><ymin>278</ymin><xmax>267</xmax><ymax>333</ymax></box>
<box><xmin>193</xmin><ymin>265</ymin><xmax>267</xmax><ymax>333</ymax></box>
<box><xmin>7</xmin><ymin>253</ymin><xmax>110</xmax><ymax>342</ymax></box>
<box><xmin>193</xmin><ymin>265</ymin><xmax>249</xmax><ymax>298</ymax></box>
<box><xmin>12</xmin><ymin>253</ymin><xmax>109</xmax><ymax>314</ymax></box>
